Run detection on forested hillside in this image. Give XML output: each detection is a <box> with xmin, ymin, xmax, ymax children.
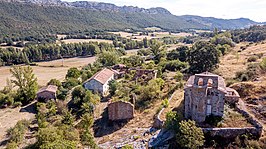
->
<box><xmin>0</xmin><ymin>1</ymin><xmax>263</xmax><ymax>43</ymax></box>
<box><xmin>0</xmin><ymin>1</ymin><xmax>197</xmax><ymax>42</ymax></box>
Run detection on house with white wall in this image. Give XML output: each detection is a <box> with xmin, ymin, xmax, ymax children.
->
<box><xmin>84</xmin><ymin>68</ymin><xmax>115</xmax><ymax>95</ymax></box>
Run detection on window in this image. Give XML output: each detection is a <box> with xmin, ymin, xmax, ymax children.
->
<box><xmin>198</xmin><ymin>78</ymin><xmax>203</xmax><ymax>86</ymax></box>
<box><xmin>207</xmin><ymin>79</ymin><xmax>213</xmax><ymax>87</ymax></box>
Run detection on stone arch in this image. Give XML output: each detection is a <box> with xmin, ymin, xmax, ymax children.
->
<box><xmin>208</xmin><ymin>78</ymin><xmax>213</xmax><ymax>87</ymax></box>
<box><xmin>198</xmin><ymin>78</ymin><xmax>203</xmax><ymax>86</ymax></box>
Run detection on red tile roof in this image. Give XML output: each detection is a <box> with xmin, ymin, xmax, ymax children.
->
<box><xmin>89</xmin><ymin>68</ymin><xmax>115</xmax><ymax>84</ymax></box>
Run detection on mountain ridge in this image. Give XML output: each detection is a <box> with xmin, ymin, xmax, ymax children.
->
<box><xmin>0</xmin><ymin>0</ymin><xmax>264</xmax><ymax>41</ymax></box>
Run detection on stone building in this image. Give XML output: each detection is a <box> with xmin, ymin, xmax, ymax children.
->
<box><xmin>84</xmin><ymin>68</ymin><xmax>115</xmax><ymax>95</ymax></box>
<box><xmin>184</xmin><ymin>72</ymin><xmax>240</xmax><ymax>122</ymax></box>
<box><xmin>108</xmin><ymin>101</ymin><xmax>134</xmax><ymax>121</ymax></box>
<box><xmin>37</xmin><ymin>85</ymin><xmax>58</xmax><ymax>102</ymax></box>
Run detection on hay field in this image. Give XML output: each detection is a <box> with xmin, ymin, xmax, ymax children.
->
<box><xmin>0</xmin><ymin>57</ymin><xmax>96</xmax><ymax>89</ymax></box>
<box><xmin>57</xmin><ymin>39</ymin><xmax>113</xmax><ymax>44</ymax></box>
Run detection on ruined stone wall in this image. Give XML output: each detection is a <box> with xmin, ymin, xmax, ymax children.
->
<box><xmin>202</xmin><ymin>99</ymin><xmax>262</xmax><ymax>139</ymax></box>
<box><xmin>108</xmin><ymin>101</ymin><xmax>134</xmax><ymax>121</ymax></box>
<box><xmin>202</xmin><ymin>127</ymin><xmax>261</xmax><ymax>139</ymax></box>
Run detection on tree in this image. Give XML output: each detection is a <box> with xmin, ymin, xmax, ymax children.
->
<box><xmin>96</xmin><ymin>51</ymin><xmax>119</xmax><ymax>66</ymax></box>
<box><xmin>176</xmin><ymin>120</ymin><xmax>205</xmax><ymax>149</ymax></box>
<box><xmin>188</xmin><ymin>41</ymin><xmax>221</xmax><ymax>73</ymax></box>
<box><xmin>150</xmin><ymin>40</ymin><xmax>166</xmax><ymax>63</ymax></box>
<box><xmin>10</xmin><ymin>66</ymin><xmax>38</xmax><ymax>105</ymax></box>
<box><xmin>47</xmin><ymin>79</ymin><xmax>62</xmax><ymax>87</ymax></box>
<box><xmin>108</xmin><ymin>80</ymin><xmax>118</xmax><ymax>96</ymax></box>
<box><xmin>66</xmin><ymin>67</ymin><xmax>80</xmax><ymax>79</ymax></box>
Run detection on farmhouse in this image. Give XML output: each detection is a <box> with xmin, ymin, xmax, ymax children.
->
<box><xmin>37</xmin><ymin>85</ymin><xmax>58</xmax><ymax>102</ymax></box>
<box><xmin>108</xmin><ymin>100</ymin><xmax>134</xmax><ymax>121</ymax></box>
<box><xmin>184</xmin><ymin>72</ymin><xmax>240</xmax><ymax>122</ymax></box>
<box><xmin>84</xmin><ymin>68</ymin><xmax>115</xmax><ymax>95</ymax></box>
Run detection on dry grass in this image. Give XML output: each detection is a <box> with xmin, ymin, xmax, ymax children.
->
<box><xmin>109</xmin><ymin>31</ymin><xmax>192</xmax><ymax>41</ymax></box>
<box><xmin>145</xmin><ymin>27</ymin><xmax>162</xmax><ymax>31</ymax></box>
<box><xmin>0</xmin><ymin>103</ymin><xmax>35</xmax><ymax>141</ymax></box>
<box><xmin>57</xmin><ymin>39</ymin><xmax>113</xmax><ymax>44</ymax></box>
<box><xmin>56</xmin><ymin>34</ymin><xmax>67</xmax><ymax>39</ymax></box>
<box><xmin>0</xmin><ymin>57</ymin><xmax>96</xmax><ymax>89</ymax></box>
<box><xmin>217</xmin><ymin>41</ymin><xmax>266</xmax><ymax>79</ymax></box>
<box><xmin>220</xmin><ymin>105</ymin><xmax>252</xmax><ymax>128</ymax></box>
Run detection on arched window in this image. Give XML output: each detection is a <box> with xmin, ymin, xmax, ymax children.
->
<box><xmin>198</xmin><ymin>78</ymin><xmax>203</xmax><ymax>86</ymax></box>
<box><xmin>207</xmin><ymin>79</ymin><xmax>213</xmax><ymax>87</ymax></box>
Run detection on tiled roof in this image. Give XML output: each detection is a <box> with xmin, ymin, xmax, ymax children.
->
<box><xmin>88</xmin><ymin>68</ymin><xmax>115</xmax><ymax>84</ymax></box>
<box><xmin>37</xmin><ymin>85</ymin><xmax>58</xmax><ymax>94</ymax></box>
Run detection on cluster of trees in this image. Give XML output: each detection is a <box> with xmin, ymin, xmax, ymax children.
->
<box><xmin>231</xmin><ymin>25</ymin><xmax>266</xmax><ymax>43</ymax></box>
<box><xmin>61</xmin><ymin>31</ymin><xmax>120</xmax><ymax>41</ymax></box>
<box><xmin>0</xmin><ymin>42</ymin><xmax>112</xmax><ymax>66</ymax></box>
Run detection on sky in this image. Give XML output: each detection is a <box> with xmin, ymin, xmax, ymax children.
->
<box><xmin>65</xmin><ymin>0</ymin><xmax>266</xmax><ymax>22</ymax></box>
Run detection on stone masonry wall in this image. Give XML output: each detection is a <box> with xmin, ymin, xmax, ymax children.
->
<box><xmin>202</xmin><ymin>99</ymin><xmax>262</xmax><ymax>139</ymax></box>
<box><xmin>108</xmin><ymin>101</ymin><xmax>134</xmax><ymax>121</ymax></box>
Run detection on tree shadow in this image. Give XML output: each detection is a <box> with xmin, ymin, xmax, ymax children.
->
<box><xmin>93</xmin><ymin>107</ymin><xmax>129</xmax><ymax>137</ymax></box>
<box><xmin>19</xmin><ymin>101</ymin><xmax>37</xmax><ymax>114</ymax></box>
<box><xmin>0</xmin><ymin>139</ymin><xmax>8</xmax><ymax>147</ymax></box>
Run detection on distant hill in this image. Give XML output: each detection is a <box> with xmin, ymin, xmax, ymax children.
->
<box><xmin>180</xmin><ymin>15</ymin><xmax>258</xmax><ymax>30</ymax></box>
<box><xmin>0</xmin><ymin>0</ymin><xmax>263</xmax><ymax>41</ymax></box>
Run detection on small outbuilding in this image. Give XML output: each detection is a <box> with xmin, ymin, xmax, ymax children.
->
<box><xmin>37</xmin><ymin>85</ymin><xmax>58</xmax><ymax>102</ymax></box>
<box><xmin>108</xmin><ymin>101</ymin><xmax>134</xmax><ymax>121</ymax></box>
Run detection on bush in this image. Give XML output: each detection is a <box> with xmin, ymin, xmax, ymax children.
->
<box><xmin>174</xmin><ymin>71</ymin><xmax>183</xmax><ymax>82</ymax></box>
<box><xmin>260</xmin><ymin>58</ymin><xmax>266</xmax><ymax>71</ymax></box>
<box><xmin>7</xmin><ymin>120</ymin><xmax>30</xmax><ymax>144</ymax></box>
<box><xmin>13</xmin><ymin>102</ymin><xmax>22</xmax><ymax>108</ymax></box>
<box><xmin>247</xmin><ymin>140</ymin><xmax>261</xmax><ymax>149</ymax></box>
<box><xmin>247</xmin><ymin>56</ymin><xmax>259</xmax><ymax>62</ymax></box>
<box><xmin>122</xmin><ymin>144</ymin><xmax>134</xmax><ymax>149</ymax></box>
<box><xmin>164</xmin><ymin>111</ymin><xmax>181</xmax><ymax>131</ymax></box>
<box><xmin>176</xmin><ymin>120</ymin><xmax>205</xmax><ymax>149</ymax></box>
<box><xmin>6</xmin><ymin>142</ymin><xmax>18</xmax><ymax>149</ymax></box>
<box><xmin>161</xmin><ymin>99</ymin><xmax>169</xmax><ymax>108</ymax></box>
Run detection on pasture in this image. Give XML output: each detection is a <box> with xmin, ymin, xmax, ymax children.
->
<box><xmin>57</xmin><ymin>39</ymin><xmax>113</xmax><ymax>44</ymax></box>
<box><xmin>0</xmin><ymin>57</ymin><xmax>96</xmax><ymax>89</ymax></box>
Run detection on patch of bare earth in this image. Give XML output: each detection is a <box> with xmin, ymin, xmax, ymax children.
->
<box><xmin>0</xmin><ymin>102</ymin><xmax>36</xmax><ymax>143</ymax></box>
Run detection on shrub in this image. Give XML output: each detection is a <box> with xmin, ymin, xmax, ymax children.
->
<box><xmin>176</xmin><ymin>120</ymin><xmax>205</xmax><ymax>149</ymax></box>
<box><xmin>174</xmin><ymin>71</ymin><xmax>183</xmax><ymax>82</ymax></box>
<box><xmin>47</xmin><ymin>79</ymin><xmax>62</xmax><ymax>87</ymax></box>
<box><xmin>6</xmin><ymin>142</ymin><xmax>18</xmax><ymax>149</ymax></box>
<box><xmin>7</xmin><ymin>120</ymin><xmax>30</xmax><ymax>144</ymax></box>
<box><xmin>165</xmin><ymin>111</ymin><xmax>181</xmax><ymax>131</ymax></box>
<box><xmin>247</xmin><ymin>56</ymin><xmax>259</xmax><ymax>62</ymax></box>
<box><xmin>260</xmin><ymin>58</ymin><xmax>266</xmax><ymax>71</ymax></box>
<box><xmin>122</xmin><ymin>144</ymin><xmax>134</xmax><ymax>149</ymax></box>
<box><xmin>13</xmin><ymin>102</ymin><xmax>22</xmax><ymax>108</ymax></box>
<box><xmin>161</xmin><ymin>99</ymin><xmax>169</xmax><ymax>108</ymax></box>
<box><xmin>247</xmin><ymin>140</ymin><xmax>261</xmax><ymax>149</ymax></box>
